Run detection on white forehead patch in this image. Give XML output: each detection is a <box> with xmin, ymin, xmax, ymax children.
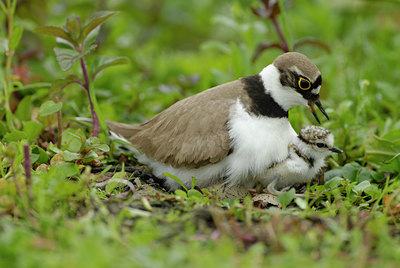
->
<box><xmin>290</xmin><ymin>66</ymin><xmax>304</xmax><ymax>77</ymax></box>
<box><xmin>311</xmin><ymin>85</ymin><xmax>321</xmax><ymax>95</ymax></box>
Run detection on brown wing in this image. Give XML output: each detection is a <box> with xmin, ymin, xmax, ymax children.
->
<box><xmin>107</xmin><ymin>79</ymin><xmax>251</xmax><ymax>168</ymax></box>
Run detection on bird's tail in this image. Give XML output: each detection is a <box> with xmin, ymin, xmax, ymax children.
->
<box><xmin>106</xmin><ymin>120</ymin><xmax>141</xmax><ymax>141</ymax></box>
<box><xmin>73</xmin><ymin>117</ymin><xmax>140</xmax><ymax>143</ymax></box>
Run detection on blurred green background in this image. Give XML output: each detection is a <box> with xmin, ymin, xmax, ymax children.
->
<box><xmin>15</xmin><ymin>0</ymin><xmax>400</xmax><ymax>124</ymax></box>
<box><xmin>1</xmin><ymin>1</ymin><xmax>400</xmax><ymax>267</ymax></box>
<box><xmin>9</xmin><ymin>0</ymin><xmax>399</xmax><ymax>167</ymax></box>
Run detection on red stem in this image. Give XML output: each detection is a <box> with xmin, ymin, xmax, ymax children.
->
<box><xmin>23</xmin><ymin>145</ymin><xmax>31</xmax><ymax>180</ymax></box>
<box><xmin>80</xmin><ymin>57</ymin><xmax>100</xmax><ymax>137</ymax></box>
<box><xmin>23</xmin><ymin>144</ymin><xmax>34</xmax><ymax>204</ymax></box>
<box><xmin>271</xmin><ymin>16</ymin><xmax>289</xmax><ymax>52</ymax></box>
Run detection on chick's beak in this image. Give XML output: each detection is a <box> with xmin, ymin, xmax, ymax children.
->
<box><xmin>308</xmin><ymin>99</ymin><xmax>329</xmax><ymax>124</ymax></box>
<box><xmin>329</xmin><ymin>146</ymin><xmax>343</xmax><ymax>154</ymax></box>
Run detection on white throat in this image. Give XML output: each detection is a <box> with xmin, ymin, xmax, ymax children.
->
<box><xmin>259</xmin><ymin>65</ymin><xmax>308</xmax><ymax>111</ymax></box>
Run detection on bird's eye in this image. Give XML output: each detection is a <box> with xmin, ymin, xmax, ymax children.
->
<box><xmin>298</xmin><ymin>77</ymin><xmax>311</xmax><ymax>90</ymax></box>
<box><xmin>316</xmin><ymin>143</ymin><xmax>325</xmax><ymax>148</ymax></box>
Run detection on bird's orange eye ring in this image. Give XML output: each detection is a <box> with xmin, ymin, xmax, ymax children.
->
<box><xmin>298</xmin><ymin>77</ymin><xmax>311</xmax><ymax>90</ymax></box>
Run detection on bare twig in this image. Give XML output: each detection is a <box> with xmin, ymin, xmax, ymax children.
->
<box><xmin>251</xmin><ymin>0</ymin><xmax>330</xmax><ymax>61</ymax></box>
<box><xmin>270</xmin><ymin>16</ymin><xmax>289</xmax><ymax>52</ymax></box>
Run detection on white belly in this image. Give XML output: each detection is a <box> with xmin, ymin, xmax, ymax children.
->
<box><xmin>225</xmin><ymin>101</ymin><xmax>297</xmax><ymax>186</ymax></box>
<box><xmin>138</xmin><ymin>101</ymin><xmax>297</xmax><ymax>190</ymax></box>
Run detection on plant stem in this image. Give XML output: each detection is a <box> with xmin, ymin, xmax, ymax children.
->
<box><xmin>5</xmin><ymin>1</ymin><xmax>13</xmax><ymax>82</ymax></box>
<box><xmin>271</xmin><ymin>15</ymin><xmax>289</xmax><ymax>52</ymax></box>
<box><xmin>23</xmin><ymin>144</ymin><xmax>34</xmax><ymax>204</ymax></box>
<box><xmin>80</xmin><ymin>57</ymin><xmax>100</xmax><ymax>137</ymax></box>
<box><xmin>55</xmin><ymin>97</ymin><xmax>63</xmax><ymax>148</ymax></box>
<box><xmin>3</xmin><ymin>0</ymin><xmax>15</xmax><ymax>130</ymax></box>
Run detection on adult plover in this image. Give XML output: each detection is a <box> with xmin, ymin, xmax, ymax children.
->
<box><xmin>107</xmin><ymin>52</ymin><xmax>329</xmax><ymax>190</ymax></box>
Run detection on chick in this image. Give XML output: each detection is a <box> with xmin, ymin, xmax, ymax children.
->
<box><xmin>260</xmin><ymin>125</ymin><xmax>342</xmax><ymax>191</ymax></box>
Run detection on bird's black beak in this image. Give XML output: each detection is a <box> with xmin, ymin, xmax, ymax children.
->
<box><xmin>308</xmin><ymin>99</ymin><xmax>329</xmax><ymax>124</ymax></box>
<box><xmin>329</xmin><ymin>146</ymin><xmax>343</xmax><ymax>154</ymax></box>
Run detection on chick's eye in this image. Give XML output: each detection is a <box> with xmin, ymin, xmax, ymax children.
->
<box><xmin>316</xmin><ymin>143</ymin><xmax>325</xmax><ymax>148</ymax></box>
<box><xmin>298</xmin><ymin>77</ymin><xmax>311</xmax><ymax>90</ymax></box>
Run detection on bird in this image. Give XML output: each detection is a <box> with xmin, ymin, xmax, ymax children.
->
<box><xmin>107</xmin><ymin>52</ymin><xmax>330</xmax><ymax>190</ymax></box>
<box><xmin>260</xmin><ymin>125</ymin><xmax>342</xmax><ymax>193</ymax></box>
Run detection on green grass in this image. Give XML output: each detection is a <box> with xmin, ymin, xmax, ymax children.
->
<box><xmin>1</xmin><ymin>0</ymin><xmax>400</xmax><ymax>267</ymax></box>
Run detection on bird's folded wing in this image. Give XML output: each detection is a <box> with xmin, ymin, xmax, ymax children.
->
<box><xmin>107</xmin><ymin>80</ymin><xmax>250</xmax><ymax>169</ymax></box>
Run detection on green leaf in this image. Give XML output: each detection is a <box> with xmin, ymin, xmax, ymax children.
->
<box><xmin>342</xmin><ymin>163</ymin><xmax>360</xmax><ymax>182</ymax></box>
<box><xmin>382</xmin><ymin>153</ymin><xmax>400</xmax><ymax>173</ymax></box>
<box><xmin>163</xmin><ymin>172</ymin><xmax>188</xmax><ymax>191</ymax></box>
<box><xmin>82</xmin><ymin>150</ymin><xmax>98</xmax><ymax>163</ymax></box>
<box><xmin>15</xmin><ymin>96</ymin><xmax>32</xmax><ymax>122</ymax></box>
<box><xmin>0</xmin><ymin>1</ymin><xmax>6</xmax><ymax>14</ymax></box>
<box><xmin>3</xmin><ymin>130</ymin><xmax>26</xmax><ymax>143</ymax></box>
<box><xmin>61</xmin><ymin>129</ymin><xmax>83</xmax><ymax>153</ymax></box>
<box><xmin>325</xmin><ymin>177</ymin><xmax>345</xmax><ymax>189</ymax></box>
<box><xmin>294</xmin><ymin>198</ymin><xmax>307</xmax><ymax>210</ymax></box>
<box><xmin>23</xmin><ymin>121</ymin><xmax>43</xmax><ymax>142</ymax></box>
<box><xmin>364</xmin><ymin>184</ymin><xmax>381</xmax><ymax>200</ymax></box>
<box><xmin>175</xmin><ymin>189</ymin><xmax>187</xmax><ymax>199</ymax></box>
<box><xmin>53</xmin><ymin>47</ymin><xmax>90</xmax><ymax>71</ymax></box>
<box><xmin>35</xmin><ymin>26</ymin><xmax>76</xmax><ymax>46</ymax></box>
<box><xmin>31</xmin><ymin>145</ymin><xmax>50</xmax><ymax>164</ymax></box>
<box><xmin>187</xmin><ymin>189</ymin><xmax>203</xmax><ymax>199</ymax></box>
<box><xmin>276</xmin><ymin>188</ymin><xmax>296</xmax><ymax>209</ymax></box>
<box><xmin>381</xmin><ymin>128</ymin><xmax>400</xmax><ymax>142</ymax></box>
<box><xmin>120</xmin><ymin>207</ymin><xmax>151</xmax><ymax>218</ymax></box>
<box><xmin>9</xmin><ymin>25</ymin><xmax>23</xmax><ymax>50</ymax></box>
<box><xmin>80</xmin><ymin>11</ymin><xmax>118</xmax><ymax>44</ymax></box>
<box><xmin>357</xmin><ymin>167</ymin><xmax>383</xmax><ymax>183</ymax></box>
<box><xmin>50</xmin><ymin>74</ymin><xmax>81</xmax><ymax>92</ymax></box>
<box><xmin>191</xmin><ymin>177</ymin><xmax>197</xmax><ymax>190</ymax></box>
<box><xmin>324</xmin><ymin>168</ymin><xmax>343</xmax><ymax>181</ymax></box>
<box><xmin>106</xmin><ymin>171</ymin><xmax>125</xmax><ymax>193</ymax></box>
<box><xmin>91</xmin><ymin>56</ymin><xmax>129</xmax><ymax>80</ymax></box>
<box><xmin>66</xmin><ymin>15</ymin><xmax>81</xmax><ymax>41</ymax></box>
<box><xmin>30</xmin><ymin>153</ymin><xmax>40</xmax><ymax>165</ymax></box>
<box><xmin>85</xmin><ymin>137</ymin><xmax>110</xmax><ymax>152</ymax></box>
<box><xmin>11</xmin><ymin>0</ymin><xmax>17</xmax><ymax>14</ymax></box>
<box><xmin>352</xmin><ymin>181</ymin><xmax>371</xmax><ymax>195</ymax></box>
<box><xmin>47</xmin><ymin>142</ymin><xmax>63</xmax><ymax>154</ymax></box>
<box><xmin>15</xmin><ymin>82</ymin><xmax>51</xmax><ymax>92</ymax></box>
<box><xmin>93</xmin><ymin>143</ymin><xmax>110</xmax><ymax>152</ymax></box>
<box><xmin>39</xmin><ymin>100</ymin><xmax>63</xmax><ymax>117</ymax></box>
<box><xmin>62</xmin><ymin>151</ymin><xmax>81</xmax><ymax>161</ymax></box>
<box><xmin>85</xmin><ymin>137</ymin><xmax>100</xmax><ymax>147</ymax></box>
<box><xmin>48</xmin><ymin>162</ymin><xmax>79</xmax><ymax>179</ymax></box>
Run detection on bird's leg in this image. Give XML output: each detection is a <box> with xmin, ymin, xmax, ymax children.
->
<box><xmin>266</xmin><ymin>178</ymin><xmax>313</xmax><ymax>198</ymax></box>
<box><xmin>280</xmin><ymin>186</ymin><xmax>291</xmax><ymax>191</ymax></box>
<box><xmin>266</xmin><ymin>178</ymin><xmax>282</xmax><ymax>196</ymax></box>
